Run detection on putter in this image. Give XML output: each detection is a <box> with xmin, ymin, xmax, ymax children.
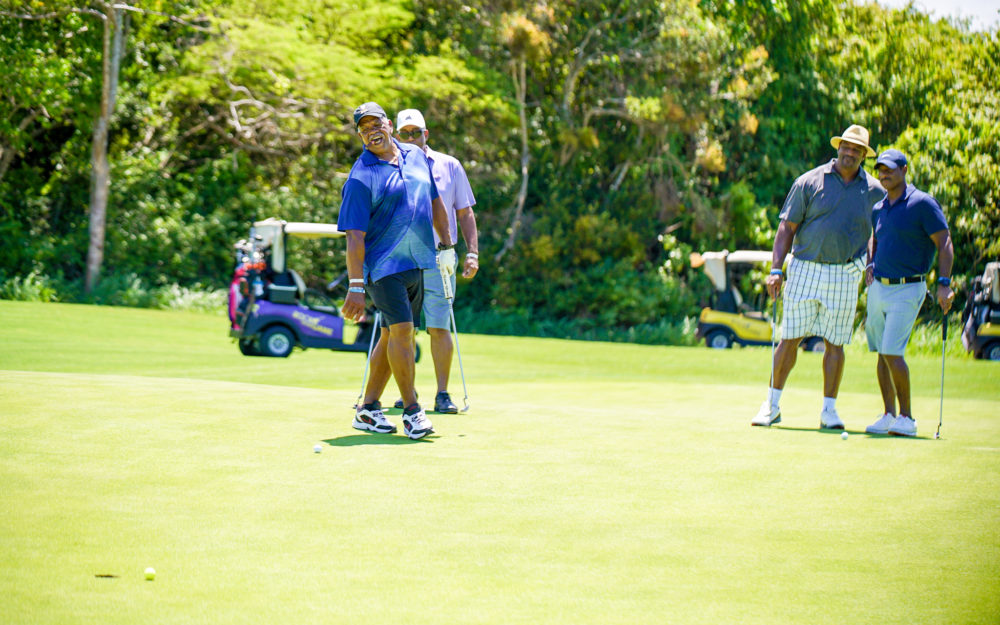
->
<box><xmin>355</xmin><ymin>310</ymin><xmax>381</xmax><ymax>410</ymax></box>
<box><xmin>770</xmin><ymin>297</ymin><xmax>778</xmax><ymax>387</ymax></box>
<box><xmin>438</xmin><ymin>261</ymin><xmax>470</xmax><ymax>412</ymax></box>
<box><xmin>936</xmin><ymin>308</ymin><xmax>948</xmax><ymax>439</ymax></box>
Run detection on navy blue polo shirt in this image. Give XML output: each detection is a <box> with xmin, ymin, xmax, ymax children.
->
<box><xmin>337</xmin><ymin>140</ymin><xmax>439</xmax><ymax>283</ymax></box>
<box><xmin>871</xmin><ymin>183</ymin><xmax>948</xmax><ymax>279</ymax></box>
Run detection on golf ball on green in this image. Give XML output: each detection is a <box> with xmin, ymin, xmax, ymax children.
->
<box><xmin>144</xmin><ymin>567</ymin><xmax>155</xmax><ymax>581</ymax></box>
<box><xmin>841</xmin><ymin>432</ymin><xmax>849</xmax><ymax>440</ymax></box>
<box><xmin>313</xmin><ymin>444</ymin><xmax>322</xmax><ymax>453</ymax></box>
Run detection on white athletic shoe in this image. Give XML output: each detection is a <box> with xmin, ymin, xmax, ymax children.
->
<box><xmin>751</xmin><ymin>401</ymin><xmax>781</xmax><ymax>427</ymax></box>
<box><xmin>888</xmin><ymin>415</ymin><xmax>917</xmax><ymax>437</ymax></box>
<box><xmin>353</xmin><ymin>402</ymin><xmax>397</xmax><ymax>434</ymax></box>
<box><xmin>820</xmin><ymin>408</ymin><xmax>845</xmax><ymax>430</ymax></box>
<box><xmin>865</xmin><ymin>412</ymin><xmax>896</xmax><ymax>434</ymax></box>
<box><xmin>402</xmin><ymin>405</ymin><xmax>434</xmax><ymax>440</ymax></box>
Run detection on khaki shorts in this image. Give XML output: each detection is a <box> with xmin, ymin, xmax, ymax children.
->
<box><xmin>865</xmin><ymin>281</ymin><xmax>926</xmax><ymax>356</ymax></box>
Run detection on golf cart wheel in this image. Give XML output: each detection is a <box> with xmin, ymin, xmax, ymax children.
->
<box><xmin>238</xmin><ymin>338</ymin><xmax>261</xmax><ymax>356</ymax></box>
<box><xmin>801</xmin><ymin>336</ymin><xmax>826</xmax><ymax>353</ymax></box>
<box><xmin>705</xmin><ymin>329</ymin><xmax>734</xmax><ymax>349</ymax></box>
<box><xmin>983</xmin><ymin>341</ymin><xmax>1000</xmax><ymax>361</ymax></box>
<box><xmin>260</xmin><ymin>326</ymin><xmax>295</xmax><ymax>358</ymax></box>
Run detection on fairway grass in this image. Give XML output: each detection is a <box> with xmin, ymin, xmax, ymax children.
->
<box><xmin>1</xmin><ymin>301</ymin><xmax>998</xmax><ymax>624</ymax></box>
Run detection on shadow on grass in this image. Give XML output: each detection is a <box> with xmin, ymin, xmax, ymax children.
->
<box><xmin>323</xmin><ymin>434</ymin><xmax>433</xmax><ymax>447</ymax></box>
<box><xmin>773</xmin><ymin>426</ymin><xmax>933</xmax><ymax>440</ymax></box>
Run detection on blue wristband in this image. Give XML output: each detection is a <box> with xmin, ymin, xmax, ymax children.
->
<box><xmin>769</xmin><ymin>269</ymin><xmax>784</xmax><ymax>276</ymax></box>
<box><xmin>348</xmin><ymin>286</ymin><xmax>365</xmax><ymax>294</ymax></box>
<box><xmin>937</xmin><ymin>277</ymin><xmax>951</xmax><ymax>287</ymax></box>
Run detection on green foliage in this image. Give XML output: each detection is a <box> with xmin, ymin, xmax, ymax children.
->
<box><xmin>0</xmin><ymin>270</ymin><xmax>60</xmax><ymax>302</ymax></box>
<box><xmin>1</xmin><ymin>0</ymin><xmax>998</xmax><ymax>345</ymax></box>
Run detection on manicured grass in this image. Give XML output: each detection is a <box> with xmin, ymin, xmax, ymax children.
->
<box><xmin>1</xmin><ymin>301</ymin><xmax>998</xmax><ymax>625</ymax></box>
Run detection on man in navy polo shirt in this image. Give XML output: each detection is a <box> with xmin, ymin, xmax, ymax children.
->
<box><xmin>863</xmin><ymin>149</ymin><xmax>954</xmax><ymax>437</ymax></box>
<box><xmin>338</xmin><ymin>101</ymin><xmax>456</xmax><ymax>440</ymax></box>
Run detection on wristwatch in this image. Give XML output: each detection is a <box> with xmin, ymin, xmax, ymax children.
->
<box><xmin>937</xmin><ymin>276</ymin><xmax>951</xmax><ymax>287</ymax></box>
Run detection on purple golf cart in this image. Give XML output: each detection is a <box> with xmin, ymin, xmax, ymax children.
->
<box><xmin>228</xmin><ymin>218</ymin><xmax>381</xmax><ymax>358</ymax></box>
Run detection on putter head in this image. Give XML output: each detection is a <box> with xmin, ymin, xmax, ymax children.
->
<box><xmin>461</xmin><ymin>401</ymin><xmax>470</xmax><ymax>413</ymax></box>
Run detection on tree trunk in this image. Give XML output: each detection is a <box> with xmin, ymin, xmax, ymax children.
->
<box><xmin>494</xmin><ymin>56</ymin><xmax>530</xmax><ymax>263</ymax></box>
<box><xmin>85</xmin><ymin>6</ymin><xmax>124</xmax><ymax>294</ymax></box>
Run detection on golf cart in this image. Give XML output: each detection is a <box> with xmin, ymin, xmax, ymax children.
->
<box><xmin>690</xmin><ymin>250</ymin><xmax>824</xmax><ymax>351</ymax></box>
<box><xmin>961</xmin><ymin>261</ymin><xmax>1000</xmax><ymax>360</ymax></box>
<box><xmin>228</xmin><ymin>218</ymin><xmax>381</xmax><ymax>358</ymax></box>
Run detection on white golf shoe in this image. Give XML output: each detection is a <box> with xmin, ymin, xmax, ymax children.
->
<box><xmin>751</xmin><ymin>401</ymin><xmax>781</xmax><ymax>427</ymax></box>
<box><xmin>402</xmin><ymin>405</ymin><xmax>434</xmax><ymax>440</ymax></box>
<box><xmin>353</xmin><ymin>402</ymin><xmax>397</xmax><ymax>434</ymax></box>
<box><xmin>819</xmin><ymin>408</ymin><xmax>845</xmax><ymax>430</ymax></box>
<box><xmin>888</xmin><ymin>415</ymin><xmax>917</xmax><ymax>437</ymax></box>
<box><xmin>865</xmin><ymin>412</ymin><xmax>896</xmax><ymax>434</ymax></box>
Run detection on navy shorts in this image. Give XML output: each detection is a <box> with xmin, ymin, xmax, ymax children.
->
<box><xmin>368</xmin><ymin>268</ymin><xmax>424</xmax><ymax>328</ymax></box>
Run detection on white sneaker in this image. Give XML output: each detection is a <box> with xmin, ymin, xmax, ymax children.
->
<box><xmin>865</xmin><ymin>413</ymin><xmax>896</xmax><ymax>434</ymax></box>
<box><xmin>751</xmin><ymin>401</ymin><xmax>781</xmax><ymax>427</ymax></box>
<box><xmin>820</xmin><ymin>408</ymin><xmax>845</xmax><ymax>430</ymax></box>
<box><xmin>888</xmin><ymin>415</ymin><xmax>917</xmax><ymax>437</ymax></box>
<box><xmin>402</xmin><ymin>405</ymin><xmax>434</xmax><ymax>440</ymax></box>
<box><xmin>353</xmin><ymin>402</ymin><xmax>397</xmax><ymax>434</ymax></box>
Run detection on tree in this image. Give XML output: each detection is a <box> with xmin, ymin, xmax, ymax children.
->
<box><xmin>1</xmin><ymin>1</ymin><xmax>209</xmax><ymax>293</ymax></box>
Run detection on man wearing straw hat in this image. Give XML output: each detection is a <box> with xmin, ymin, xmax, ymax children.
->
<box><xmin>752</xmin><ymin>124</ymin><xmax>885</xmax><ymax>430</ymax></box>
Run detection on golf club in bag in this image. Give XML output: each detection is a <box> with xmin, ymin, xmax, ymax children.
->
<box><xmin>937</xmin><ymin>308</ymin><xmax>948</xmax><ymax>439</ymax></box>
<box><xmin>438</xmin><ymin>258</ymin><xmax>470</xmax><ymax>412</ymax></box>
<box><xmin>355</xmin><ymin>310</ymin><xmax>381</xmax><ymax>410</ymax></box>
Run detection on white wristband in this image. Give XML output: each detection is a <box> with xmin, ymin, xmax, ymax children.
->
<box><xmin>466</xmin><ymin>253</ymin><xmax>479</xmax><ymax>259</ymax></box>
<box><xmin>349</xmin><ymin>279</ymin><xmax>365</xmax><ymax>285</ymax></box>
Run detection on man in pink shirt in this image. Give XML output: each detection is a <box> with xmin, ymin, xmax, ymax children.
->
<box><xmin>394</xmin><ymin>108</ymin><xmax>480</xmax><ymax>414</ymax></box>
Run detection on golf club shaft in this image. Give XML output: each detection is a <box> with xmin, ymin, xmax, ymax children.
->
<box><xmin>439</xmin><ymin>265</ymin><xmax>469</xmax><ymax>410</ymax></box>
<box><xmin>770</xmin><ymin>297</ymin><xmax>778</xmax><ymax>388</ymax></box>
<box><xmin>357</xmin><ymin>310</ymin><xmax>381</xmax><ymax>407</ymax></box>
<box><xmin>449</xmin><ymin>305</ymin><xmax>469</xmax><ymax>410</ymax></box>
<box><xmin>938</xmin><ymin>309</ymin><xmax>947</xmax><ymax>437</ymax></box>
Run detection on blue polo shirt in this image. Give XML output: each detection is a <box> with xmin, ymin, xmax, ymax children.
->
<box><xmin>337</xmin><ymin>140</ymin><xmax>439</xmax><ymax>283</ymax></box>
<box><xmin>871</xmin><ymin>183</ymin><xmax>948</xmax><ymax>279</ymax></box>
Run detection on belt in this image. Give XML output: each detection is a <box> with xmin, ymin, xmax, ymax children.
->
<box><xmin>878</xmin><ymin>276</ymin><xmax>925</xmax><ymax>285</ymax></box>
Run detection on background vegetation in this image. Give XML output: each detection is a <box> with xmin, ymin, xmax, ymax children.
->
<box><xmin>1</xmin><ymin>0</ymin><xmax>997</xmax><ymax>342</ymax></box>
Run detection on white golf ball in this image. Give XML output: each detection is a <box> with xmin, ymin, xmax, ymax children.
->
<box><xmin>144</xmin><ymin>567</ymin><xmax>155</xmax><ymax>581</ymax></box>
<box><xmin>313</xmin><ymin>444</ymin><xmax>322</xmax><ymax>453</ymax></box>
<box><xmin>841</xmin><ymin>431</ymin><xmax>849</xmax><ymax>440</ymax></box>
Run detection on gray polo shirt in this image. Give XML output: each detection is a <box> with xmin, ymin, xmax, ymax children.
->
<box><xmin>779</xmin><ymin>159</ymin><xmax>885</xmax><ymax>263</ymax></box>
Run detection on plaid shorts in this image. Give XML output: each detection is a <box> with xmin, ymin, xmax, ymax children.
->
<box><xmin>782</xmin><ymin>257</ymin><xmax>864</xmax><ymax>345</ymax></box>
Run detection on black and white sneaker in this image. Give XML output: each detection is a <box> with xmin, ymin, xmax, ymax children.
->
<box><xmin>353</xmin><ymin>401</ymin><xmax>397</xmax><ymax>434</ymax></box>
<box><xmin>402</xmin><ymin>404</ymin><xmax>434</xmax><ymax>440</ymax></box>
<box><xmin>433</xmin><ymin>391</ymin><xmax>459</xmax><ymax>414</ymax></box>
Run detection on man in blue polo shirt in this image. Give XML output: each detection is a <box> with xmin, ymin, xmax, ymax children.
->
<box><xmin>863</xmin><ymin>149</ymin><xmax>954</xmax><ymax>437</ymax></box>
<box><xmin>338</xmin><ymin>102</ymin><xmax>456</xmax><ymax>440</ymax></box>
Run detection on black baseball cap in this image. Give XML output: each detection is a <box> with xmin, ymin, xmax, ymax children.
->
<box><xmin>353</xmin><ymin>102</ymin><xmax>387</xmax><ymax>127</ymax></box>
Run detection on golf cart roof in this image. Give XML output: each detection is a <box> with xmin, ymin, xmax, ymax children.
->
<box><xmin>690</xmin><ymin>250</ymin><xmax>786</xmax><ymax>292</ymax></box>
<box><xmin>253</xmin><ymin>218</ymin><xmax>343</xmax><ymax>239</ymax></box>
<box><xmin>251</xmin><ymin>218</ymin><xmax>344</xmax><ymax>273</ymax></box>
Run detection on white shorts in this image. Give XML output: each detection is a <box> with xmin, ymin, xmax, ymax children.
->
<box><xmin>782</xmin><ymin>257</ymin><xmax>864</xmax><ymax>345</ymax></box>
<box><xmin>421</xmin><ymin>260</ymin><xmax>457</xmax><ymax>330</ymax></box>
<box><xmin>865</xmin><ymin>281</ymin><xmax>926</xmax><ymax>356</ymax></box>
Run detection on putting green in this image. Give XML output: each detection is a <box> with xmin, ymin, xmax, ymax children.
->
<box><xmin>1</xmin><ymin>301</ymin><xmax>997</xmax><ymax>624</ymax></box>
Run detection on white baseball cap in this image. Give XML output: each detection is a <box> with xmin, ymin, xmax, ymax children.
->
<box><xmin>396</xmin><ymin>109</ymin><xmax>426</xmax><ymax>130</ymax></box>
